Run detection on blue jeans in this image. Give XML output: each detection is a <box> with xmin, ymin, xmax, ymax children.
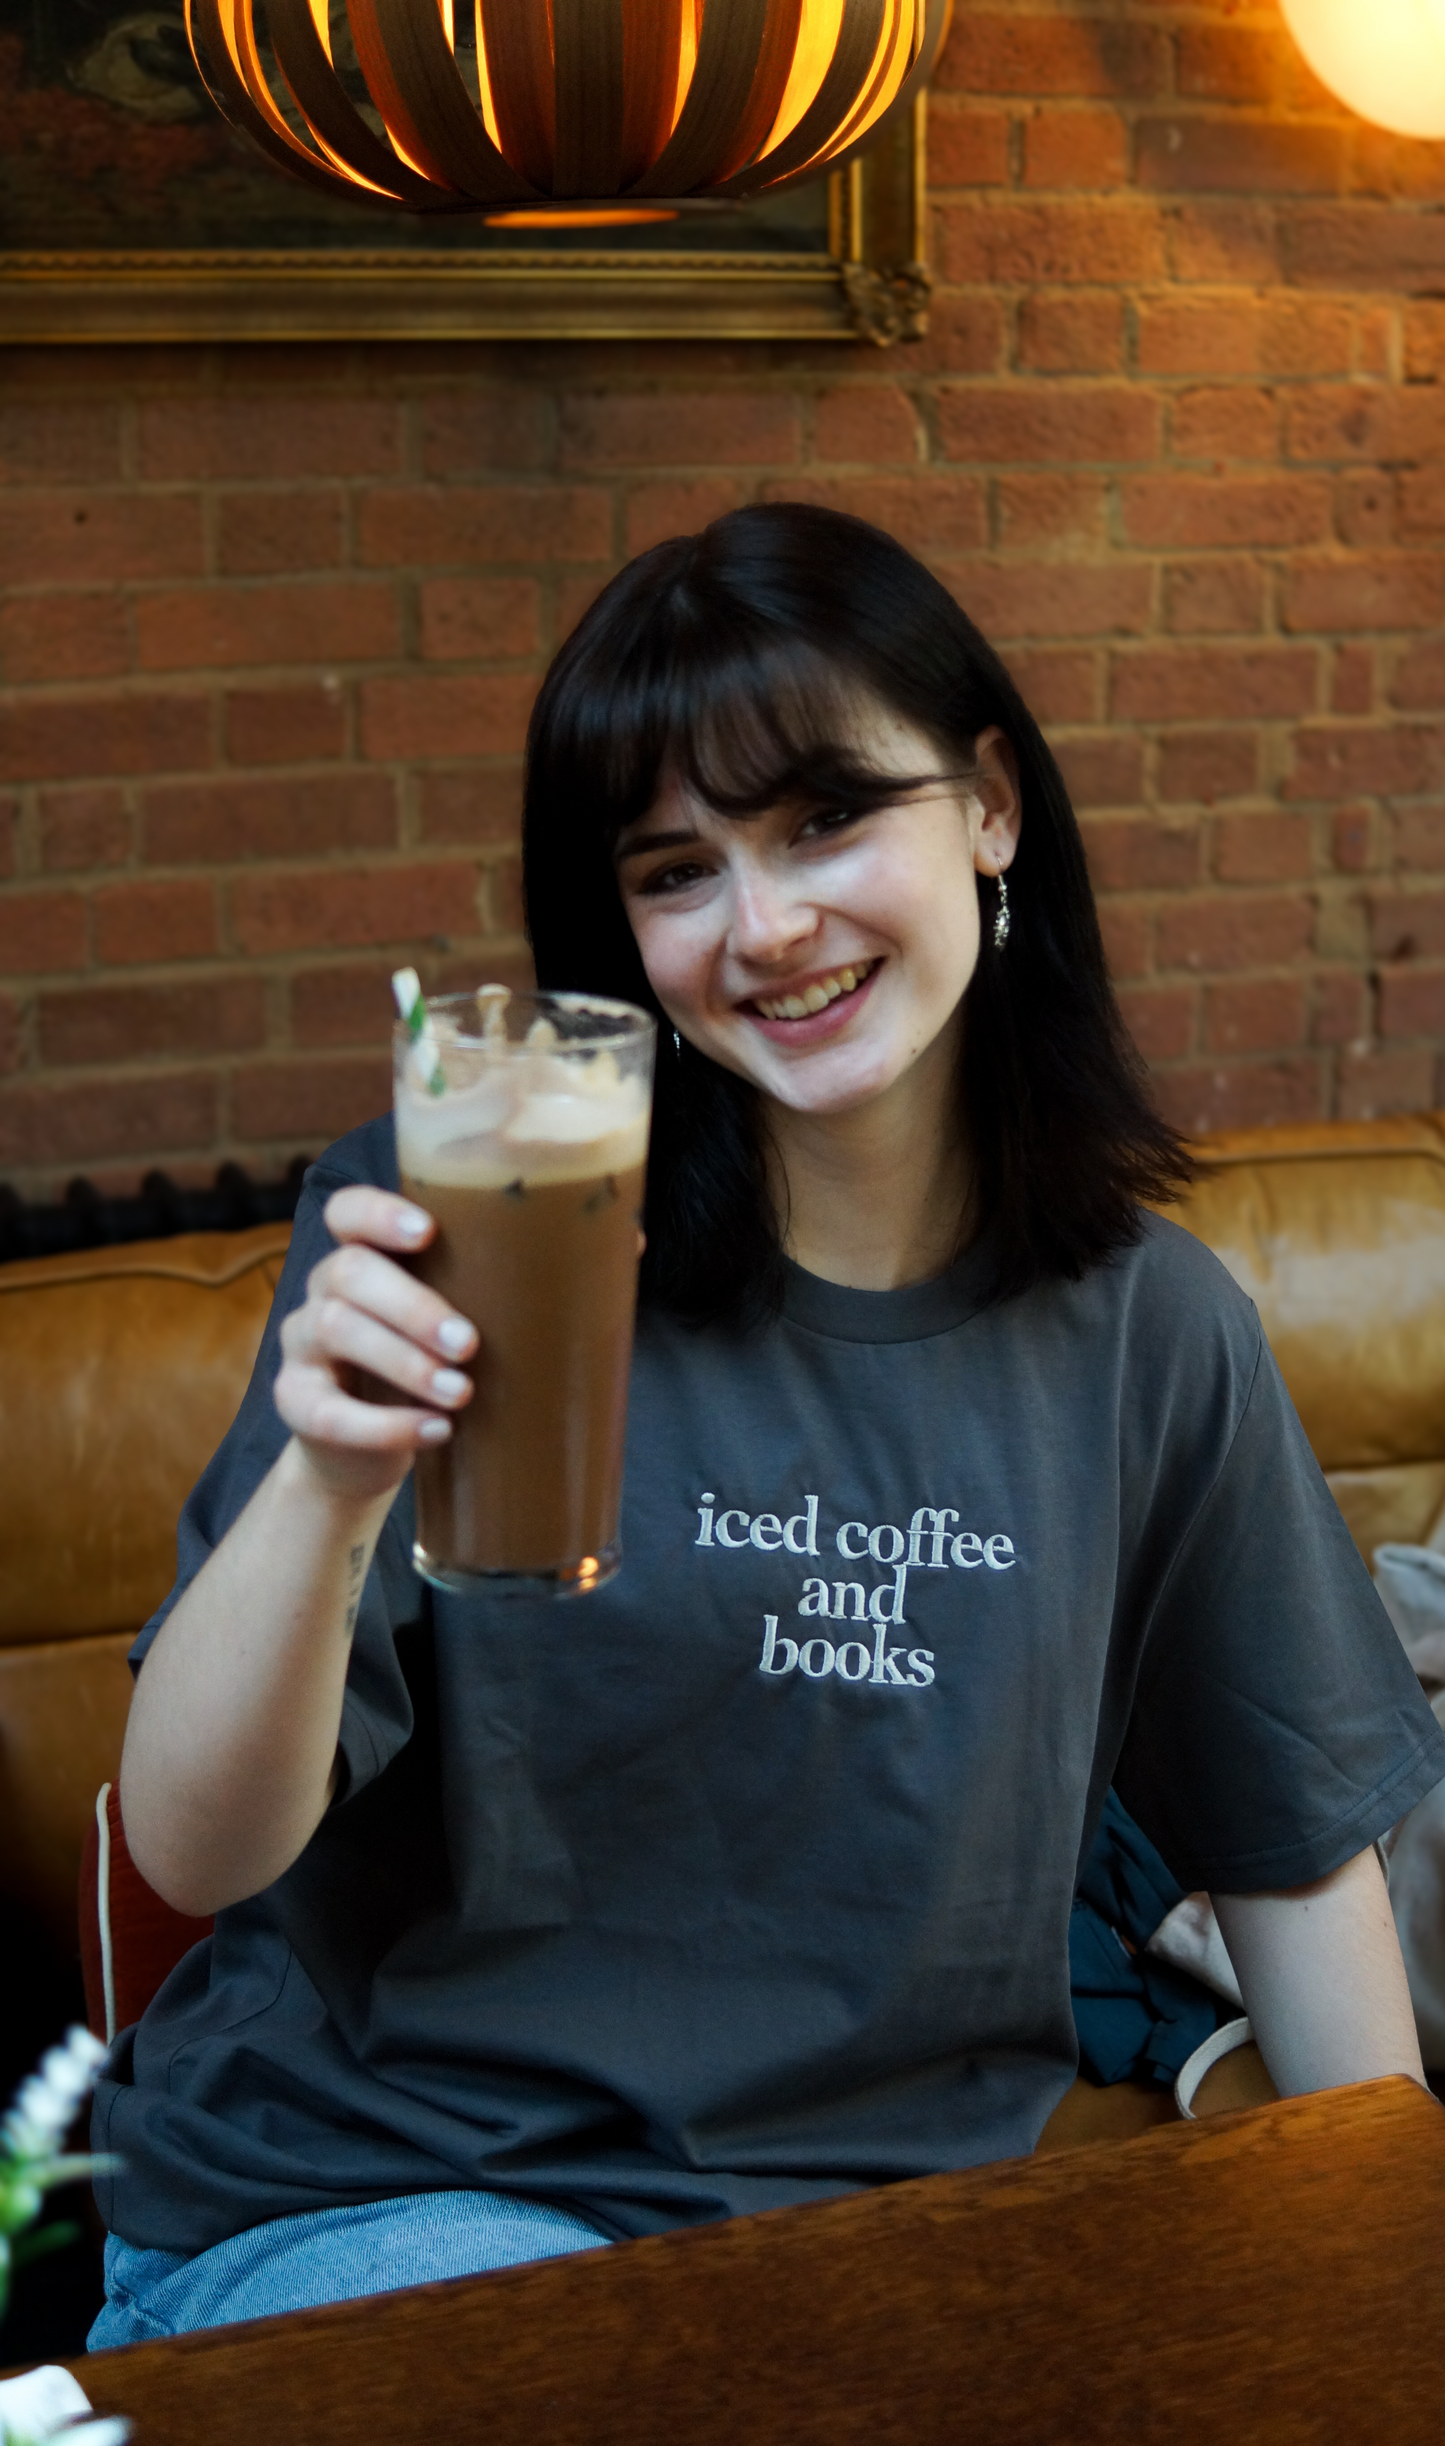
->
<box><xmin>88</xmin><ymin>2190</ymin><xmax>609</xmax><ymax>2351</ymax></box>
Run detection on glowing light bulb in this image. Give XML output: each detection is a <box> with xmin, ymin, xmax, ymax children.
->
<box><xmin>1280</xmin><ymin>0</ymin><xmax>1445</xmax><ymax>140</ymax></box>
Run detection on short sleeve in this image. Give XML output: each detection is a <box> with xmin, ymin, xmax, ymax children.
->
<box><xmin>1114</xmin><ymin>1330</ymin><xmax>1445</xmax><ymax>1893</ymax></box>
<box><xmin>129</xmin><ymin>1116</ymin><xmax>426</xmax><ymax>1802</ymax></box>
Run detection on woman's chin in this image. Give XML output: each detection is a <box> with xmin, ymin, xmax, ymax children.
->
<box><xmin>688</xmin><ymin>1007</ymin><xmax>926</xmax><ymax>1116</ymax></box>
<box><xmin>754</xmin><ymin>1042</ymin><xmax>907</xmax><ymax>1117</ymax></box>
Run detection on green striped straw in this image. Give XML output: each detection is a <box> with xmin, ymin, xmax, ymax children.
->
<box><xmin>391</xmin><ymin>967</ymin><xmax>445</xmax><ymax>1096</ymax></box>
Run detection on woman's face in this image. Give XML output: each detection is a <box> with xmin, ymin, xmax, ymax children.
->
<box><xmin>614</xmin><ymin>705</ymin><xmax>1021</xmax><ymax>1120</ymax></box>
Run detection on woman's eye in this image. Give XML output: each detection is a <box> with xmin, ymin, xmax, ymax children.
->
<box><xmin>798</xmin><ymin>807</ymin><xmax>864</xmax><ymax>842</ymax></box>
<box><xmin>637</xmin><ymin>859</ymin><xmax>710</xmax><ymax>896</ymax></box>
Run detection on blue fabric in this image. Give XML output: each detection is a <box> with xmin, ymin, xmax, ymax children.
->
<box><xmin>1078</xmin><ymin>1788</ymin><xmax>1187</xmax><ymax>1946</ymax></box>
<box><xmin>1069</xmin><ymin>1790</ymin><xmax>1222</xmax><ymax>2088</ymax></box>
<box><xmin>88</xmin><ymin>2189</ymin><xmax>608</xmax><ymax>2351</ymax></box>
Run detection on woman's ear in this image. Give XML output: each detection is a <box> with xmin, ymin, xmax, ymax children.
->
<box><xmin>970</xmin><ymin>727</ymin><xmax>1022</xmax><ymax>878</ymax></box>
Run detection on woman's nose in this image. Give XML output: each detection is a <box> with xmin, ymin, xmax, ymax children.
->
<box><xmin>727</xmin><ymin>865</ymin><xmax>815</xmax><ymax>965</ymax></box>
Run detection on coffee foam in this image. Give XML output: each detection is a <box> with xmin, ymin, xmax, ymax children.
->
<box><xmin>397</xmin><ymin>1044</ymin><xmax>649</xmax><ymax>1188</ymax></box>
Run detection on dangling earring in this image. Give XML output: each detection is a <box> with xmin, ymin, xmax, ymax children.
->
<box><xmin>993</xmin><ymin>873</ymin><xmax>1011</xmax><ymax>953</ymax></box>
<box><xmin>672</xmin><ymin>1029</ymin><xmax>682</xmax><ymax>1056</ymax></box>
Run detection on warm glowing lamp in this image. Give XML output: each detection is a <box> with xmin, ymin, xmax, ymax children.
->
<box><xmin>184</xmin><ymin>0</ymin><xmax>950</xmax><ymax>222</ymax></box>
<box><xmin>1280</xmin><ymin>0</ymin><xmax>1445</xmax><ymax>140</ymax></box>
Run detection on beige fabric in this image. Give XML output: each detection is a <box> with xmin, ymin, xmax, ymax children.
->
<box><xmin>1320</xmin><ymin>1462</ymin><xmax>1445</xmax><ymax>1562</ymax></box>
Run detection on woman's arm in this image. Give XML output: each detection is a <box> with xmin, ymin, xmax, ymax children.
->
<box><xmin>1211</xmin><ymin>1845</ymin><xmax>1427</xmax><ymax>2097</ymax></box>
<box><xmin>120</xmin><ymin>1185</ymin><xmax>476</xmax><ymax>1917</ymax></box>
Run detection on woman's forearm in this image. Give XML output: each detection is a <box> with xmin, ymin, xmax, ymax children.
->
<box><xmin>119</xmin><ymin>1439</ymin><xmax>396</xmax><ymax>1916</ymax></box>
<box><xmin>1212</xmin><ymin>1845</ymin><xmax>1426</xmax><ymax>2098</ymax></box>
<box><xmin>121</xmin><ymin>1182</ymin><xmax>477</xmax><ymax>1917</ymax></box>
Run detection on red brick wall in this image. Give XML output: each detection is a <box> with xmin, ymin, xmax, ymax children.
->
<box><xmin>3</xmin><ymin>0</ymin><xmax>1444</xmax><ymax>1198</ymax></box>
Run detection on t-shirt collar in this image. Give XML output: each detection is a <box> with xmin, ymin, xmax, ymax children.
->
<box><xmin>779</xmin><ymin>1232</ymin><xmax>996</xmax><ymax>1345</ymax></box>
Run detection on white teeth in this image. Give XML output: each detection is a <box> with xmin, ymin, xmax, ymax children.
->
<box><xmin>755</xmin><ymin>959</ymin><xmax>874</xmax><ymax>1021</ymax></box>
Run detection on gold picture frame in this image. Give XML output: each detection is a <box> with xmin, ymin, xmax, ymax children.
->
<box><xmin>0</xmin><ymin>97</ymin><xmax>928</xmax><ymax>350</ymax></box>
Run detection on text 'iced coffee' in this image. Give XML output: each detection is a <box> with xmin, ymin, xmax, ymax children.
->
<box><xmin>393</xmin><ymin>989</ymin><xmax>655</xmax><ymax>1595</ymax></box>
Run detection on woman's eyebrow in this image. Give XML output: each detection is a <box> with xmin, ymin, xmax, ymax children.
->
<box><xmin>614</xmin><ymin>826</ymin><xmax>700</xmax><ymax>863</ymax></box>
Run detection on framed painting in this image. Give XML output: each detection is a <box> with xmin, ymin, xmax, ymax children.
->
<box><xmin>0</xmin><ymin>3</ymin><xmax>930</xmax><ymax>347</ymax></box>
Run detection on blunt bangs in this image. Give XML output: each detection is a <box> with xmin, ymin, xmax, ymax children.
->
<box><xmin>535</xmin><ymin>540</ymin><xmax>947</xmax><ymax>846</ymax></box>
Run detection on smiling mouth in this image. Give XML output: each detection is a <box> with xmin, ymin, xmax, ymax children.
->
<box><xmin>745</xmin><ymin>958</ymin><xmax>881</xmax><ymax>1023</ymax></box>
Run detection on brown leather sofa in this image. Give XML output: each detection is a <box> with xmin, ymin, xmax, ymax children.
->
<box><xmin>0</xmin><ymin>1223</ymin><xmax>290</xmax><ymax>1949</ymax></box>
<box><xmin>3</xmin><ymin>1114</ymin><xmax>1445</xmax><ymax>1967</ymax></box>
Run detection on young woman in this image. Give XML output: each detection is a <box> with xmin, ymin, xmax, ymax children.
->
<box><xmin>91</xmin><ymin>505</ymin><xmax>1442</xmax><ymax>2346</ymax></box>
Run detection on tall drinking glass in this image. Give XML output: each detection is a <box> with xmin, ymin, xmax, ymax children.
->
<box><xmin>393</xmin><ymin>989</ymin><xmax>655</xmax><ymax>1596</ymax></box>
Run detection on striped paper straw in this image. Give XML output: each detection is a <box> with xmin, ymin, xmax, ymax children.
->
<box><xmin>391</xmin><ymin>968</ymin><xmax>445</xmax><ymax>1096</ymax></box>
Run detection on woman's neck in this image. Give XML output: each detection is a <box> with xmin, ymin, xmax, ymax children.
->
<box><xmin>762</xmin><ymin>1019</ymin><xmax>971</xmax><ymax>1292</ymax></box>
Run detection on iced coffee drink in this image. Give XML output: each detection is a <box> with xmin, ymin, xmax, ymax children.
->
<box><xmin>393</xmin><ymin>988</ymin><xmax>654</xmax><ymax>1594</ymax></box>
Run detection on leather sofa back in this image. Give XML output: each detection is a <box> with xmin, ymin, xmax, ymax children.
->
<box><xmin>1161</xmin><ymin>1112</ymin><xmax>1445</xmax><ymax>1557</ymax></box>
<box><xmin>0</xmin><ymin>1225</ymin><xmax>289</xmax><ymax>1944</ymax></box>
<box><xmin>0</xmin><ymin>1224</ymin><xmax>290</xmax><ymax>1649</ymax></box>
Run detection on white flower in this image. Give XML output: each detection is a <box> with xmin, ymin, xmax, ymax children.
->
<box><xmin>0</xmin><ymin>2364</ymin><xmax>131</xmax><ymax>2445</ymax></box>
<box><xmin>1</xmin><ymin>2031</ymin><xmax>109</xmax><ymax>2167</ymax></box>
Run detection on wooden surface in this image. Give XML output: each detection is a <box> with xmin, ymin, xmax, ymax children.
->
<box><xmin>1035</xmin><ymin>2066</ymin><xmax>1181</xmax><ymax>2150</ymax></box>
<box><xmin>41</xmin><ymin>2079</ymin><xmax>1445</xmax><ymax>2445</ymax></box>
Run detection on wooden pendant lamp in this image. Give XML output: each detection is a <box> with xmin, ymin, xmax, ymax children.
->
<box><xmin>183</xmin><ymin>0</ymin><xmax>949</xmax><ymax>221</ymax></box>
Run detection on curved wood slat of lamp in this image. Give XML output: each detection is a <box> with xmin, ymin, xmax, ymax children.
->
<box><xmin>825</xmin><ymin>0</ymin><xmax>914</xmax><ymax>162</ymax></box>
<box><xmin>708</xmin><ymin>0</ymin><xmax>806</xmax><ymax>185</ymax></box>
<box><xmin>316</xmin><ymin>0</ymin><xmax>464</xmax><ymax>186</ymax></box>
<box><xmin>187</xmin><ymin>0</ymin><xmax>373</xmax><ymax>193</ymax></box>
<box><xmin>210</xmin><ymin>0</ymin><xmax>299</xmax><ymax>129</ymax></box>
<box><xmin>745</xmin><ymin>0</ymin><xmax>947</xmax><ymax>198</ymax></box>
<box><xmin>819</xmin><ymin>0</ymin><xmax>947</xmax><ymax>164</ymax></box>
<box><xmin>730</xmin><ymin>0</ymin><xmax>887</xmax><ymax>193</ymax></box>
<box><xmin>353</xmin><ymin>0</ymin><xmax>531</xmax><ymax>199</ymax></box>
<box><xmin>188</xmin><ymin>0</ymin><xmax>946</xmax><ymax>210</ymax></box>
<box><xmin>478</xmin><ymin>0</ymin><xmax>556</xmax><ymax>193</ymax></box>
<box><xmin>618</xmin><ymin>0</ymin><xmax>684</xmax><ymax>190</ymax></box>
<box><xmin>851</xmin><ymin>0</ymin><xmax>948</xmax><ymax>149</ymax></box>
<box><xmin>386</xmin><ymin>0</ymin><xmax>542</xmax><ymax>196</ymax></box>
<box><xmin>553</xmin><ymin>0</ymin><xmax>626</xmax><ymax>198</ymax></box>
<box><xmin>631</xmin><ymin>0</ymin><xmax>774</xmax><ymax>196</ymax></box>
<box><xmin>265</xmin><ymin>0</ymin><xmax>440</xmax><ymax>202</ymax></box>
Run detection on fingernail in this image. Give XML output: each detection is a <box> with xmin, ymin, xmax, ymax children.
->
<box><xmin>436</xmin><ymin>1318</ymin><xmax>473</xmax><ymax>1356</ymax></box>
<box><xmin>396</xmin><ymin>1206</ymin><xmax>430</xmax><ymax>1241</ymax></box>
<box><xmin>431</xmin><ymin>1368</ymin><xmax>469</xmax><ymax>1404</ymax></box>
<box><xmin>418</xmin><ymin>1416</ymin><xmax>451</xmax><ymax>1444</ymax></box>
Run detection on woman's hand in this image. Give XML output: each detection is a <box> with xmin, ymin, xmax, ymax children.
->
<box><xmin>274</xmin><ymin>1186</ymin><xmax>477</xmax><ymax>1502</ymax></box>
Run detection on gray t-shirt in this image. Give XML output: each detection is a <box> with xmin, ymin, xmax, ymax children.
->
<box><xmin>94</xmin><ymin>1115</ymin><xmax>1445</xmax><ymax>2253</ymax></box>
